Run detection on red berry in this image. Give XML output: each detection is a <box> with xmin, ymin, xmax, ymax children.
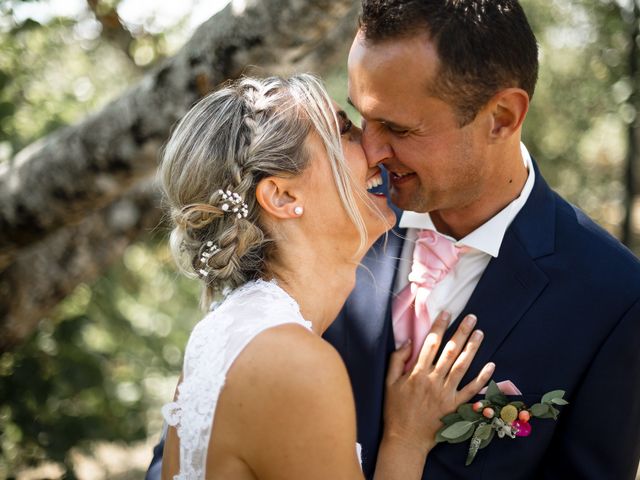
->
<box><xmin>518</xmin><ymin>410</ymin><xmax>531</xmax><ymax>423</ymax></box>
<box><xmin>472</xmin><ymin>401</ymin><xmax>484</xmax><ymax>412</ymax></box>
<box><xmin>482</xmin><ymin>407</ymin><xmax>495</xmax><ymax>419</ymax></box>
<box><xmin>513</xmin><ymin>420</ymin><xmax>532</xmax><ymax>437</ymax></box>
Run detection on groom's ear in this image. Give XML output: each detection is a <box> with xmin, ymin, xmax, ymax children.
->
<box><xmin>255</xmin><ymin>176</ymin><xmax>301</xmax><ymax>219</ymax></box>
<box><xmin>486</xmin><ymin>88</ymin><xmax>530</xmax><ymax>143</ymax></box>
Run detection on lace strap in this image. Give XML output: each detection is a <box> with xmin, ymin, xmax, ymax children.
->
<box><xmin>162</xmin><ymin>279</ymin><xmax>312</xmax><ymax>479</ymax></box>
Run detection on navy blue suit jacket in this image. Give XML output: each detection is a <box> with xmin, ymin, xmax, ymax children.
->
<box><xmin>146</xmin><ymin>165</ymin><xmax>640</xmax><ymax>479</ymax></box>
<box><xmin>324</xmin><ymin>165</ymin><xmax>640</xmax><ymax>479</ymax></box>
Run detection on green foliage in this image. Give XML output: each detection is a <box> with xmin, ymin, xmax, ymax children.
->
<box><xmin>0</xmin><ymin>241</ymin><xmax>201</xmax><ymax>477</ymax></box>
<box><xmin>521</xmin><ymin>0</ymin><xmax>637</xmax><ymax>236</ymax></box>
<box><xmin>0</xmin><ymin>0</ymin><xmax>179</xmax><ymax>161</ymax></box>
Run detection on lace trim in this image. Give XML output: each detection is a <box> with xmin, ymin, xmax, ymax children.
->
<box><xmin>161</xmin><ymin>279</ymin><xmax>312</xmax><ymax>479</ymax></box>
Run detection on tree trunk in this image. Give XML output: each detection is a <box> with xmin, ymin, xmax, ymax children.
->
<box><xmin>0</xmin><ymin>0</ymin><xmax>359</xmax><ymax>349</ymax></box>
<box><xmin>622</xmin><ymin>0</ymin><xmax>639</xmax><ymax>247</ymax></box>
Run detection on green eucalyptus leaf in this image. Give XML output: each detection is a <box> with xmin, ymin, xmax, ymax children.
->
<box><xmin>484</xmin><ymin>380</ymin><xmax>501</xmax><ymax>400</ymax></box>
<box><xmin>541</xmin><ymin>390</ymin><xmax>565</xmax><ymax>404</ymax></box>
<box><xmin>551</xmin><ymin>398</ymin><xmax>569</xmax><ymax>406</ymax></box>
<box><xmin>441</xmin><ymin>420</ymin><xmax>475</xmax><ymax>440</ymax></box>
<box><xmin>489</xmin><ymin>392</ymin><xmax>509</xmax><ymax>407</ymax></box>
<box><xmin>485</xmin><ymin>382</ymin><xmax>508</xmax><ymax>406</ymax></box>
<box><xmin>531</xmin><ymin>403</ymin><xmax>549</xmax><ymax>417</ymax></box>
<box><xmin>509</xmin><ymin>401</ymin><xmax>526</xmax><ymax>409</ymax></box>
<box><xmin>441</xmin><ymin>412</ymin><xmax>464</xmax><ymax>425</ymax></box>
<box><xmin>536</xmin><ymin>412</ymin><xmax>554</xmax><ymax>419</ymax></box>
<box><xmin>536</xmin><ymin>406</ymin><xmax>560</xmax><ymax>420</ymax></box>
<box><xmin>479</xmin><ymin>428</ymin><xmax>496</xmax><ymax>449</ymax></box>
<box><xmin>448</xmin><ymin>424</ymin><xmax>476</xmax><ymax>444</ymax></box>
<box><xmin>458</xmin><ymin>403</ymin><xmax>483</xmax><ymax>421</ymax></box>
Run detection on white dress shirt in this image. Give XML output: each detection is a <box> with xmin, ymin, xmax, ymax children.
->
<box><xmin>393</xmin><ymin>143</ymin><xmax>536</xmax><ymax>325</ymax></box>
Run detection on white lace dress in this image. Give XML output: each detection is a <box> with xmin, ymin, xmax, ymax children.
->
<box><xmin>161</xmin><ymin>279</ymin><xmax>361</xmax><ymax>479</ymax></box>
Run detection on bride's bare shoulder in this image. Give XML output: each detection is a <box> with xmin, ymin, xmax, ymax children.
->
<box><xmin>220</xmin><ymin>322</ymin><xmax>358</xmax><ymax>474</ymax></box>
<box><xmin>227</xmin><ymin>322</ymin><xmax>350</xmax><ymax>397</ymax></box>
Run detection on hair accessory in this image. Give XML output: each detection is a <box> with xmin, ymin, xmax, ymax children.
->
<box><xmin>294</xmin><ymin>206</ymin><xmax>304</xmax><ymax>216</ymax></box>
<box><xmin>218</xmin><ymin>189</ymin><xmax>249</xmax><ymax>219</ymax></box>
<box><xmin>197</xmin><ymin>241</ymin><xmax>220</xmax><ymax>278</ymax></box>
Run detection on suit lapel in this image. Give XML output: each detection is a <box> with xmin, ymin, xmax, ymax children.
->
<box><xmin>440</xmin><ymin>161</ymin><xmax>557</xmax><ymax>382</ymax></box>
<box><xmin>451</xmin><ymin>231</ymin><xmax>549</xmax><ymax>383</ymax></box>
<box><xmin>344</xmin><ymin>227</ymin><xmax>405</xmax><ymax>355</ymax></box>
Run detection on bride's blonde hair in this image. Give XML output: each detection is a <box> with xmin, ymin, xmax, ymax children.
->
<box><xmin>160</xmin><ymin>74</ymin><xmax>368</xmax><ymax>308</ymax></box>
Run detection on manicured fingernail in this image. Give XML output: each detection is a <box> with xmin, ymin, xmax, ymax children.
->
<box><xmin>486</xmin><ymin>362</ymin><xmax>496</xmax><ymax>372</ymax></box>
<box><xmin>473</xmin><ymin>329</ymin><xmax>484</xmax><ymax>340</ymax></box>
<box><xmin>442</xmin><ymin>311</ymin><xmax>451</xmax><ymax>321</ymax></box>
<box><xmin>465</xmin><ymin>315</ymin><xmax>477</xmax><ymax>327</ymax></box>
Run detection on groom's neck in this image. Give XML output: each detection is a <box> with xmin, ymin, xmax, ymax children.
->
<box><xmin>431</xmin><ymin>143</ymin><xmax>528</xmax><ymax>240</ymax></box>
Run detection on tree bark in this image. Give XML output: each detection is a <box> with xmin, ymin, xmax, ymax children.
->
<box><xmin>0</xmin><ymin>179</ymin><xmax>162</xmax><ymax>351</ymax></box>
<box><xmin>0</xmin><ymin>0</ymin><xmax>359</xmax><ymax>348</ymax></box>
<box><xmin>0</xmin><ymin>0</ymin><xmax>358</xmax><ymax>269</ymax></box>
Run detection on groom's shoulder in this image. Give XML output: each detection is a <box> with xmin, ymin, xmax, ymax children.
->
<box><xmin>551</xmin><ymin>190</ymin><xmax>640</xmax><ymax>285</ymax></box>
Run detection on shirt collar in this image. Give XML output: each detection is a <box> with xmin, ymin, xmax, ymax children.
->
<box><xmin>399</xmin><ymin>143</ymin><xmax>536</xmax><ymax>258</ymax></box>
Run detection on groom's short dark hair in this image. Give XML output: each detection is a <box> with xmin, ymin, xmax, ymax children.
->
<box><xmin>359</xmin><ymin>0</ymin><xmax>539</xmax><ymax>126</ymax></box>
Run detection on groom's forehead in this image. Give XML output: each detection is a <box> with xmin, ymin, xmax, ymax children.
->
<box><xmin>348</xmin><ymin>35</ymin><xmax>439</xmax><ymax>90</ymax></box>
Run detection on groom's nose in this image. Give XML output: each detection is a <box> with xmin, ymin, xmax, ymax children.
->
<box><xmin>361</xmin><ymin>119</ymin><xmax>393</xmax><ymax>168</ymax></box>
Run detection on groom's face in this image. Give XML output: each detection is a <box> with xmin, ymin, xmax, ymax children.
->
<box><xmin>347</xmin><ymin>32</ymin><xmax>488</xmax><ymax>214</ymax></box>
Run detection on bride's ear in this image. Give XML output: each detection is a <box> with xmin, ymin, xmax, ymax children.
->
<box><xmin>255</xmin><ymin>177</ymin><xmax>303</xmax><ymax>219</ymax></box>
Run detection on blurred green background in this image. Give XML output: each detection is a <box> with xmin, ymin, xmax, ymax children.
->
<box><xmin>0</xmin><ymin>0</ymin><xmax>638</xmax><ymax>478</ymax></box>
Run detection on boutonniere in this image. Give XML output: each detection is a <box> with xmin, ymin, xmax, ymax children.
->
<box><xmin>435</xmin><ymin>380</ymin><xmax>568</xmax><ymax>466</ymax></box>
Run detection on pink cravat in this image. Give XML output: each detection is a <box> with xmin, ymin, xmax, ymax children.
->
<box><xmin>392</xmin><ymin>230</ymin><xmax>465</xmax><ymax>369</ymax></box>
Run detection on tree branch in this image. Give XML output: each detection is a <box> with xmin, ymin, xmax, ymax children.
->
<box><xmin>0</xmin><ymin>0</ymin><xmax>358</xmax><ymax>269</ymax></box>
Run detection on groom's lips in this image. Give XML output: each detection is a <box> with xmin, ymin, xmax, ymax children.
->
<box><xmin>389</xmin><ymin>170</ymin><xmax>417</xmax><ymax>186</ymax></box>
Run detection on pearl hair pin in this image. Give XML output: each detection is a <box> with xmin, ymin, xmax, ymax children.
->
<box><xmin>218</xmin><ymin>189</ymin><xmax>249</xmax><ymax>219</ymax></box>
<box><xmin>294</xmin><ymin>206</ymin><xmax>304</xmax><ymax>216</ymax></box>
<box><xmin>197</xmin><ymin>241</ymin><xmax>220</xmax><ymax>278</ymax></box>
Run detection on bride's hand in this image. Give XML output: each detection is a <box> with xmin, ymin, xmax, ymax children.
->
<box><xmin>381</xmin><ymin>312</ymin><xmax>495</xmax><ymax>456</ymax></box>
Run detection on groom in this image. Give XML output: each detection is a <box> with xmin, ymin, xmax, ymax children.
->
<box><xmin>146</xmin><ymin>1</ymin><xmax>640</xmax><ymax>479</ymax></box>
<box><xmin>324</xmin><ymin>0</ymin><xmax>640</xmax><ymax>479</ymax></box>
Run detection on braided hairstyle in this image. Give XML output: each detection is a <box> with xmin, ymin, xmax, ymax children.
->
<box><xmin>160</xmin><ymin>75</ymin><xmax>368</xmax><ymax>308</ymax></box>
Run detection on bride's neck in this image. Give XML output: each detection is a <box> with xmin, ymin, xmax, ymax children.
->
<box><xmin>268</xmin><ymin>255</ymin><xmax>357</xmax><ymax>335</ymax></box>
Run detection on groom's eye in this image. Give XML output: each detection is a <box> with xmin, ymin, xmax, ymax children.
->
<box><xmin>383</xmin><ymin>123</ymin><xmax>410</xmax><ymax>137</ymax></box>
<box><xmin>392</xmin><ymin>129</ymin><xmax>410</xmax><ymax>137</ymax></box>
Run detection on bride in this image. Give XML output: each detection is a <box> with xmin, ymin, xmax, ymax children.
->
<box><xmin>158</xmin><ymin>74</ymin><xmax>495</xmax><ymax>479</ymax></box>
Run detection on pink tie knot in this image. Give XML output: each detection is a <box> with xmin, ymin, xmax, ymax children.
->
<box><xmin>409</xmin><ymin>230</ymin><xmax>462</xmax><ymax>288</ymax></box>
<box><xmin>392</xmin><ymin>229</ymin><xmax>467</xmax><ymax>369</ymax></box>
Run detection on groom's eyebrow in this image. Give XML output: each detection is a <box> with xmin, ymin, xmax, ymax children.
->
<box><xmin>346</xmin><ymin>97</ymin><xmax>410</xmax><ymax>131</ymax></box>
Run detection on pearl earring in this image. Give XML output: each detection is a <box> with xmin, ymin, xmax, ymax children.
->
<box><xmin>294</xmin><ymin>206</ymin><xmax>304</xmax><ymax>216</ymax></box>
